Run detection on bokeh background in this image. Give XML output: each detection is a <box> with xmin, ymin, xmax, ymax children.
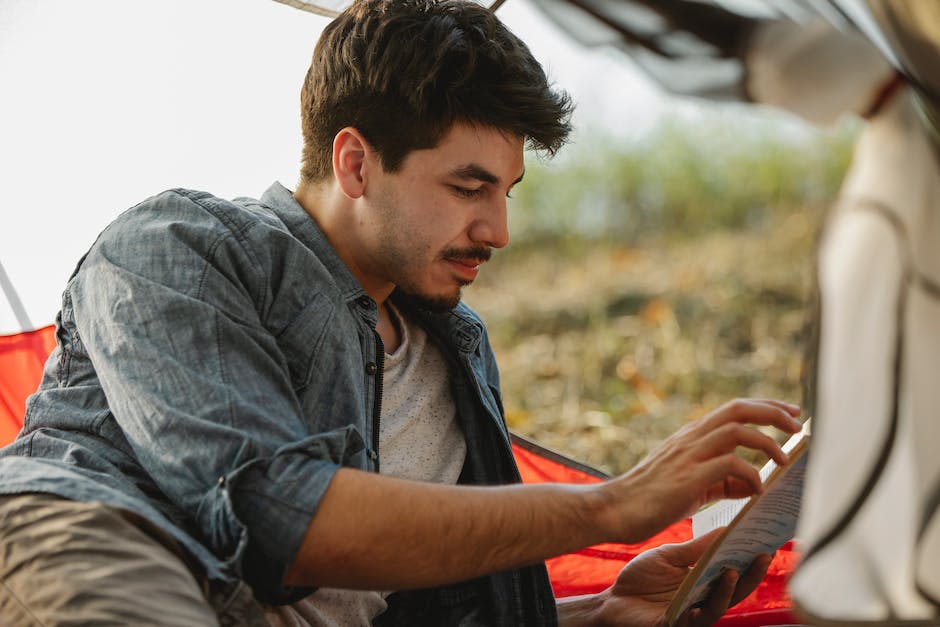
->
<box><xmin>464</xmin><ymin>113</ymin><xmax>857</xmax><ymax>474</ymax></box>
<box><xmin>1</xmin><ymin>0</ymin><xmax>858</xmax><ymax>473</ymax></box>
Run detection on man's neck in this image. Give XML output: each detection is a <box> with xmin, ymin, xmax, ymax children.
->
<box><xmin>293</xmin><ymin>180</ymin><xmax>396</xmax><ymax>312</ymax></box>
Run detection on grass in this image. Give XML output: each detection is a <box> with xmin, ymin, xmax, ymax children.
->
<box><xmin>464</xmin><ymin>214</ymin><xmax>819</xmax><ymax>475</ymax></box>
<box><xmin>461</xmin><ymin>116</ymin><xmax>854</xmax><ymax>475</ymax></box>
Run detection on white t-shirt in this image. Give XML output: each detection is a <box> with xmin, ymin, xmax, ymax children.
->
<box><xmin>265</xmin><ymin>304</ymin><xmax>468</xmax><ymax>626</ymax></box>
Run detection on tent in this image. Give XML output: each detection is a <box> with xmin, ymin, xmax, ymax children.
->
<box><xmin>3</xmin><ymin>0</ymin><xmax>875</xmax><ymax>624</ymax></box>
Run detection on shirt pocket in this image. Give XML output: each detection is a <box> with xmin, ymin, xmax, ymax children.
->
<box><xmin>274</xmin><ymin>292</ymin><xmax>335</xmax><ymax>391</ymax></box>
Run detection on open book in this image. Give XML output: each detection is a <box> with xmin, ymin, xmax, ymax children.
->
<box><xmin>665</xmin><ymin>419</ymin><xmax>811</xmax><ymax>626</ymax></box>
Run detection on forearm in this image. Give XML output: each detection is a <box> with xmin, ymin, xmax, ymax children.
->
<box><xmin>284</xmin><ymin>398</ymin><xmax>800</xmax><ymax>593</ymax></box>
<box><xmin>284</xmin><ymin>467</ymin><xmax>610</xmax><ymax>590</ymax></box>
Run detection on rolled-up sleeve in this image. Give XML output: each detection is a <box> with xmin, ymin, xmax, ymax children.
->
<box><xmin>70</xmin><ymin>190</ymin><xmax>361</xmax><ymax>601</ymax></box>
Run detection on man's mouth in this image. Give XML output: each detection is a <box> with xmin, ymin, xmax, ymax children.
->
<box><xmin>445</xmin><ymin>257</ymin><xmax>483</xmax><ymax>282</ymax></box>
<box><xmin>442</xmin><ymin>249</ymin><xmax>490</xmax><ymax>283</ymax></box>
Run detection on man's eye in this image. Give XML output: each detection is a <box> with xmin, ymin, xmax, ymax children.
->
<box><xmin>452</xmin><ymin>186</ymin><xmax>483</xmax><ymax>199</ymax></box>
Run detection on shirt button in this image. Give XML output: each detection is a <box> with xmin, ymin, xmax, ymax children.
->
<box><xmin>365</xmin><ymin>362</ymin><xmax>377</xmax><ymax>375</ymax></box>
<box><xmin>357</xmin><ymin>296</ymin><xmax>372</xmax><ymax>308</ymax></box>
<box><xmin>368</xmin><ymin>450</ymin><xmax>378</xmax><ymax>461</ymax></box>
<box><xmin>217</xmin><ymin>476</ymin><xmax>226</xmax><ymax>487</ymax></box>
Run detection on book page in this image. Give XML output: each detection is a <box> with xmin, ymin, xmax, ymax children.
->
<box><xmin>692</xmin><ymin>495</ymin><xmax>747</xmax><ymax>535</ymax></box>
<box><xmin>666</xmin><ymin>422</ymin><xmax>810</xmax><ymax>625</ymax></box>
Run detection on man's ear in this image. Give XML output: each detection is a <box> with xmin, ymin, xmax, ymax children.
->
<box><xmin>332</xmin><ymin>127</ymin><xmax>373</xmax><ymax>199</ymax></box>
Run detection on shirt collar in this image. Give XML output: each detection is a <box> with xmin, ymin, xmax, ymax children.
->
<box><xmin>259</xmin><ymin>181</ymin><xmax>372</xmax><ymax>308</ymax></box>
<box><xmin>391</xmin><ymin>291</ymin><xmax>484</xmax><ymax>354</ymax></box>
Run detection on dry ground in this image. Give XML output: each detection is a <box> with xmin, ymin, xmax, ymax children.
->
<box><xmin>463</xmin><ymin>210</ymin><xmax>820</xmax><ymax>475</ymax></box>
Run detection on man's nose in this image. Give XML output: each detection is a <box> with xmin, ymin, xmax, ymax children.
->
<box><xmin>469</xmin><ymin>197</ymin><xmax>510</xmax><ymax>249</ymax></box>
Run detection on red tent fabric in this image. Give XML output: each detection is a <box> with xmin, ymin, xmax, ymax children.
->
<box><xmin>0</xmin><ymin>325</ymin><xmax>54</xmax><ymax>445</ymax></box>
<box><xmin>513</xmin><ymin>435</ymin><xmax>799</xmax><ymax>624</ymax></box>
<box><xmin>0</xmin><ymin>327</ymin><xmax>798</xmax><ymax>625</ymax></box>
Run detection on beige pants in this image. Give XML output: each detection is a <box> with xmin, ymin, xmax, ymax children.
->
<box><xmin>0</xmin><ymin>493</ymin><xmax>224</xmax><ymax>626</ymax></box>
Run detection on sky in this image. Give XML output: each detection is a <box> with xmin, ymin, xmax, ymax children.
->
<box><xmin>0</xmin><ymin>0</ymin><xmax>670</xmax><ymax>334</ymax></box>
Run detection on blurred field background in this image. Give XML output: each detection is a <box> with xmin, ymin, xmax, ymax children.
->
<box><xmin>463</xmin><ymin>108</ymin><xmax>858</xmax><ymax>476</ymax></box>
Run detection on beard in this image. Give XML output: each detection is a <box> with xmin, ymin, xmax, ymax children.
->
<box><xmin>369</xmin><ymin>180</ymin><xmax>492</xmax><ymax>312</ymax></box>
<box><xmin>392</xmin><ymin>245</ymin><xmax>491</xmax><ymax>313</ymax></box>
<box><xmin>400</xmin><ymin>285</ymin><xmax>466</xmax><ymax>312</ymax></box>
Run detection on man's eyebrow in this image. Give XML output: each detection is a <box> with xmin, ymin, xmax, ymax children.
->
<box><xmin>452</xmin><ymin>164</ymin><xmax>526</xmax><ymax>187</ymax></box>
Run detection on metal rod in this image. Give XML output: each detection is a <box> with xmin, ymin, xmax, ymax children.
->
<box><xmin>0</xmin><ymin>259</ymin><xmax>33</xmax><ymax>331</ymax></box>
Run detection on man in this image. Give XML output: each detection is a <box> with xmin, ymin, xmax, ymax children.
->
<box><xmin>0</xmin><ymin>1</ymin><xmax>801</xmax><ymax>625</ymax></box>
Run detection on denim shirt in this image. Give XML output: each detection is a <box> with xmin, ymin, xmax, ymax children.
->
<box><xmin>0</xmin><ymin>183</ymin><xmax>557</xmax><ymax>624</ymax></box>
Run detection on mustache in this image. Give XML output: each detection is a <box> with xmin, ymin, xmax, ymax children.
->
<box><xmin>442</xmin><ymin>247</ymin><xmax>492</xmax><ymax>265</ymax></box>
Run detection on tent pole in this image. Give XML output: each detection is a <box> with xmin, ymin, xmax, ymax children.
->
<box><xmin>0</xmin><ymin>260</ymin><xmax>33</xmax><ymax>331</ymax></box>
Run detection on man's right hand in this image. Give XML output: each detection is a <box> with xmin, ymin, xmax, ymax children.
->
<box><xmin>596</xmin><ymin>398</ymin><xmax>802</xmax><ymax>544</ymax></box>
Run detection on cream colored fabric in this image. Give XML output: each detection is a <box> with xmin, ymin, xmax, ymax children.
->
<box><xmin>746</xmin><ymin>18</ymin><xmax>893</xmax><ymax>126</ymax></box>
<box><xmin>791</xmin><ymin>88</ymin><xmax>940</xmax><ymax>623</ymax></box>
<box><xmin>265</xmin><ymin>305</ymin><xmax>467</xmax><ymax>626</ymax></box>
<box><xmin>373</xmin><ymin>304</ymin><xmax>467</xmax><ymax>486</ymax></box>
<box><xmin>744</xmin><ymin>16</ymin><xmax>940</xmax><ymax>621</ymax></box>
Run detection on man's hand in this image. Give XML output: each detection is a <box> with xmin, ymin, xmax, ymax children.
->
<box><xmin>287</xmin><ymin>397</ymin><xmax>799</xmax><ymax>592</ymax></box>
<box><xmin>603</xmin><ymin>528</ymin><xmax>771</xmax><ymax>627</ymax></box>
<box><xmin>599</xmin><ymin>398</ymin><xmax>802</xmax><ymax>544</ymax></box>
<box><xmin>557</xmin><ymin>529</ymin><xmax>772</xmax><ymax>627</ymax></box>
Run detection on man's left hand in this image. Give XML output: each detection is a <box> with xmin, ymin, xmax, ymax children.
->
<box><xmin>556</xmin><ymin>528</ymin><xmax>771</xmax><ymax>627</ymax></box>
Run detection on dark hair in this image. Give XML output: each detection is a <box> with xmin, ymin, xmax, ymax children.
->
<box><xmin>299</xmin><ymin>0</ymin><xmax>573</xmax><ymax>183</ymax></box>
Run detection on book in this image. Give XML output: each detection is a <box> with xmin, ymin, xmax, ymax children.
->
<box><xmin>664</xmin><ymin>419</ymin><xmax>811</xmax><ymax>626</ymax></box>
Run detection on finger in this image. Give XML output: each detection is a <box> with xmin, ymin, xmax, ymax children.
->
<box><xmin>690</xmin><ymin>569</ymin><xmax>738</xmax><ymax>626</ymax></box>
<box><xmin>703</xmin><ymin>399</ymin><xmax>802</xmax><ymax>434</ymax></box>
<box><xmin>657</xmin><ymin>527</ymin><xmax>725</xmax><ymax>567</ymax></box>
<box><xmin>749</xmin><ymin>399</ymin><xmax>802</xmax><ymax>416</ymax></box>
<box><xmin>706</xmin><ymin>476</ymin><xmax>759</xmax><ymax>501</ymax></box>
<box><xmin>698</xmin><ymin>422</ymin><xmax>791</xmax><ymax>466</ymax></box>
<box><xmin>730</xmin><ymin>553</ymin><xmax>773</xmax><ymax>606</ymax></box>
<box><xmin>699</xmin><ymin>454</ymin><xmax>764</xmax><ymax>497</ymax></box>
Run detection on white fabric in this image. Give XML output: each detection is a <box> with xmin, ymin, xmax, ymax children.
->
<box><xmin>374</xmin><ymin>304</ymin><xmax>468</xmax><ymax>485</ymax></box>
<box><xmin>265</xmin><ymin>304</ymin><xmax>467</xmax><ymax>627</ymax></box>
<box><xmin>746</xmin><ymin>18</ymin><xmax>893</xmax><ymax>126</ymax></box>
<box><xmin>791</xmin><ymin>88</ymin><xmax>940</xmax><ymax>622</ymax></box>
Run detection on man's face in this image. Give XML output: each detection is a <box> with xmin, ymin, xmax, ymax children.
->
<box><xmin>361</xmin><ymin>123</ymin><xmax>524</xmax><ymax>311</ymax></box>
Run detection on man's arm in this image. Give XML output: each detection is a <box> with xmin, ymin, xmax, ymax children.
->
<box><xmin>285</xmin><ymin>398</ymin><xmax>801</xmax><ymax>590</ymax></box>
<box><xmin>70</xmin><ymin>192</ymin><xmax>359</xmax><ymax>603</ymax></box>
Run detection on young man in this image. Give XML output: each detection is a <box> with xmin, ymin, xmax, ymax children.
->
<box><xmin>0</xmin><ymin>1</ymin><xmax>801</xmax><ymax>625</ymax></box>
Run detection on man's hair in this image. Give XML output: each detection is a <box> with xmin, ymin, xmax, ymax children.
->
<box><xmin>299</xmin><ymin>0</ymin><xmax>574</xmax><ymax>183</ymax></box>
